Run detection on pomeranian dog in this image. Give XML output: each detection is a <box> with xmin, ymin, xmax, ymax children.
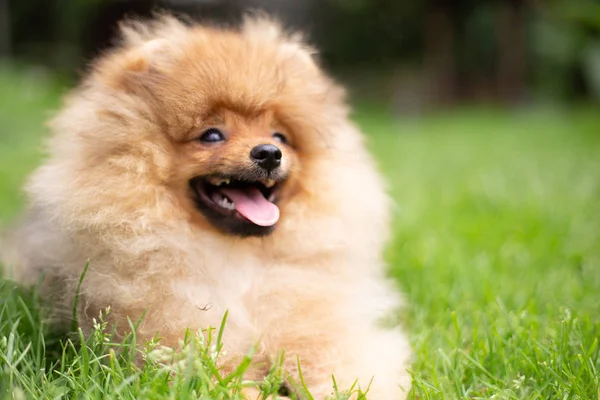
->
<box><xmin>6</xmin><ymin>15</ymin><xmax>411</xmax><ymax>399</ymax></box>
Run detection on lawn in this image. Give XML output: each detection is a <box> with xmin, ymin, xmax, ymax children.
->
<box><xmin>1</xmin><ymin>66</ymin><xmax>599</xmax><ymax>399</ymax></box>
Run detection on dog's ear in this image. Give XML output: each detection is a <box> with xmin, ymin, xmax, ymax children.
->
<box><xmin>92</xmin><ymin>15</ymin><xmax>186</xmax><ymax>92</ymax></box>
<box><xmin>241</xmin><ymin>14</ymin><xmax>319</xmax><ymax>72</ymax></box>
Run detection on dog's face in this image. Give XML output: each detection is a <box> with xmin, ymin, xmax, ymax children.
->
<box><xmin>181</xmin><ymin>109</ymin><xmax>299</xmax><ymax>237</ymax></box>
<box><xmin>73</xmin><ymin>16</ymin><xmax>352</xmax><ymax>239</ymax></box>
<box><xmin>91</xmin><ymin>17</ymin><xmax>343</xmax><ymax>238</ymax></box>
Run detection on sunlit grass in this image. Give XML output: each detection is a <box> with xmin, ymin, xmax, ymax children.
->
<box><xmin>1</xmin><ymin>66</ymin><xmax>599</xmax><ymax>398</ymax></box>
<box><xmin>356</xmin><ymin>106</ymin><xmax>600</xmax><ymax>399</ymax></box>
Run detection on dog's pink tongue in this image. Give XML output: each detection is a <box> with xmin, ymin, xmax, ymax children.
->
<box><xmin>220</xmin><ymin>187</ymin><xmax>280</xmax><ymax>226</ymax></box>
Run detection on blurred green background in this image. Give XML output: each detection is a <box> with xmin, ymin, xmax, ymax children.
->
<box><xmin>1</xmin><ymin>1</ymin><xmax>600</xmax><ymax>398</ymax></box>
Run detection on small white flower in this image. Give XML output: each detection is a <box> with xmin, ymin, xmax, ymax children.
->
<box><xmin>512</xmin><ymin>373</ymin><xmax>525</xmax><ymax>390</ymax></box>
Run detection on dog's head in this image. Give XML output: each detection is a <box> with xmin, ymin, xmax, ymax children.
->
<box><xmin>28</xmin><ymin>12</ymin><xmax>391</xmax><ymax>261</ymax></box>
<box><xmin>60</xmin><ymin>15</ymin><xmax>352</xmax><ymax>238</ymax></box>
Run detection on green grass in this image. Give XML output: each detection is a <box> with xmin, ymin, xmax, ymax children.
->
<box><xmin>357</xmin><ymin>106</ymin><xmax>600</xmax><ymax>399</ymax></box>
<box><xmin>1</xmin><ymin>66</ymin><xmax>600</xmax><ymax>399</ymax></box>
<box><xmin>0</xmin><ymin>64</ymin><xmax>66</xmax><ymax>223</ymax></box>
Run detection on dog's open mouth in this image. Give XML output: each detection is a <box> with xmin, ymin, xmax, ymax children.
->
<box><xmin>190</xmin><ymin>175</ymin><xmax>282</xmax><ymax>236</ymax></box>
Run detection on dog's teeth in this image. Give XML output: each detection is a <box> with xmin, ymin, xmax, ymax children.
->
<box><xmin>208</xmin><ymin>177</ymin><xmax>230</xmax><ymax>186</ymax></box>
<box><xmin>264</xmin><ymin>179</ymin><xmax>276</xmax><ymax>188</ymax></box>
<box><xmin>217</xmin><ymin>195</ymin><xmax>235</xmax><ymax>210</ymax></box>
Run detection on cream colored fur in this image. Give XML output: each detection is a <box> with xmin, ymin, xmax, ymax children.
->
<box><xmin>6</xmin><ymin>15</ymin><xmax>412</xmax><ymax>399</ymax></box>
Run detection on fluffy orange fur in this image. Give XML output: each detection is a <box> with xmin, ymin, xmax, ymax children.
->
<box><xmin>6</xmin><ymin>15</ymin><xmax>411</xmax><ymax>399</ymax></box>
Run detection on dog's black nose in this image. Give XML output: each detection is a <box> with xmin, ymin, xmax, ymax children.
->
<box><xmin>250</xmin><ymin>144</ymin><xmax>282</xmax><ymax>171</ymax></box>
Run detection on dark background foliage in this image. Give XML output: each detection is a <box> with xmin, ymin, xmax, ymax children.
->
<box><xmin>3</xmin><ymin>0</ymin><xmax>600</xmax><ymax>112</ymax></box>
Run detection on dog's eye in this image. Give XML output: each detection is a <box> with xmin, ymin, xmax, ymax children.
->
<box><xmin>199</xmin><ymin>128</ymin><xmax>225</xmax><ymax>143</ymax></box>
<box><xmin>273</xmin><ymin>132</ymin><xmax>288</xmax><ymax>145</ymax></box>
